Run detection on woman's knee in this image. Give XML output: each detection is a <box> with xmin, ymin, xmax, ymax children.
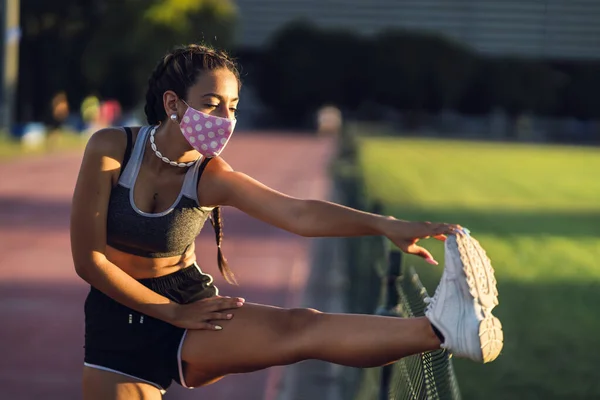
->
<box><xmin>283</xmin><ymin>307</ymin><xmax>322</xmax><ymax>334</ymax></box>
<box><xmin>183</xmin><ymin>364</ymin><xmax>226</xmax><ymax>388</ymax></box>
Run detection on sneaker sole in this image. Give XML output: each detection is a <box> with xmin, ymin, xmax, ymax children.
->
<box><xmin>455</xmin><ymin>232</ymin><xmax>504</xmax><ymax>363</ymax></box>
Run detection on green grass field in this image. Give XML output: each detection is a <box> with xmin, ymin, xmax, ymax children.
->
<box><xmin>357</xmin><ymin>137</ymin><xmax>600</xmax><ymax>399</ymax></box>
<box><xmin>0</xmin><ymin>130</ymin><xmax>87</xmax><ymax>161</ymax></box>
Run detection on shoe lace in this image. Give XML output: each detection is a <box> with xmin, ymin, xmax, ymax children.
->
<box><xmin>424</xmin><ymin>281</ymin><xmax>442</xmax><ymax>309</ymax></box>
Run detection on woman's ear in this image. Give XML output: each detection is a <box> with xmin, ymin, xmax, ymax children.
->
<box><xmin>163</xmin><ymin>90</ymin><xmax>180</xmax><ymax>121</ymax></box>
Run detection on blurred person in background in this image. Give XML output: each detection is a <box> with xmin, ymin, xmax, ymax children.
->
<box><xmin>51</xmin><ymin>91</ymin><xmax>70</xmax><ymax>128</ymax></box>
<box><xmin>80</xmin><ymin>94</ymin><xmax>101</xmax><ymax>135</ymax></box>
<box><xmin>316</xmin><ymin>104</ymin><xmax>343</xmax><ymax>136</ymax></box>
<box><xmin>46</xmin><ymin>91</ymin><xmax>70</xmax><ymax>149</ymax></box>
<box><xmin>98</xmin><ymin>99</ymin><xmax>123</xmax><ymax>128</ymax></box>
<box><xmin>70</xmin><ymin>44</ymin><xmax>502</xmax><ymax>399</ymax></box>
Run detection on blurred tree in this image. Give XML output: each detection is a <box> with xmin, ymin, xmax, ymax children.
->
<box><xmin>83</xmin><ymin>0</ymin><xmax>238</xmax><ymax>113</ymax></box>
<box><xmin>256</xmin><ymin>20</ymin><xmax>322</xmax><ymax>125</ymax></box>
<box><xmin>252</xmin><ymin>19</ymin><xmax>594</xmax><ymax>132</ymax></box>
<box><xmin>257</xmin><ymin>23</ymin><xmax>476</xmax><ymax>128</ymax></box>
<box><xmin>18</xmin><ymin>0</ymin><xmax>103</xmax><ymax>124</ymax></box>
<box><xmin>257</xmin><ymin>20</ymin><xmax>366</xmax><ymax>126</ymax></box>
<box><xmin>459</xmin><ymin>57</ymin><xmax>568</xmax><ymax>122</ymax></box>
<box><xmin>490</xmin><ymin>57</ymin><xmax>564</xmax><ymax>117</ymax></box>
<box><xmin>425</xmin><ymin>35</ymin><xmax>478</xmax><ymax>113</ymax></box>
<box><xmin>144</xmin><ymin>0</ymin><xmax>236</xmax><ymax>32</ymax></box>
<box><xmin>484</xmin><ymin>57</ymin><xmax>566</xmax><ymax>138</ymax></box>
<box><xmin>369</xmin><ymin>29</ymin><xmax>476</xmax><ymax>127</ymax></box>
<box><xmin>560</xmin><ymin>61</ymin><xmax>600</xmax><ymax>120</ymax></box>
<box><xmin>16</xmin><ymin>0</ymin><xmax>238</xmax><ymax>124</ymax></box>
<box><xmin>368</xmin><ymin>29</ymin><xmax>429</xmax><ymax>113</ymax></box>
<box><xmin>457</xmin><ymin>57</ymin><xmax>495</xmax><ymax>116</ymax></box>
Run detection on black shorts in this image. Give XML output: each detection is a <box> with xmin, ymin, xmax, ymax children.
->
<box><xmin>83</xmin><ymin>263</ymin><xmax>218</xmax><ymax>393</ymax></box>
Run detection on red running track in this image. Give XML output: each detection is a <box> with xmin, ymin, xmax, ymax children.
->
<box><xmin>0</xmin><ymin>132</ymin><xmax>335</xmax><ymax>400</ymax></box>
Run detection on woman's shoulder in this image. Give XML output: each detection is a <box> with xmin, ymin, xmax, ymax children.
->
<box><xmin>84</xmin><ymin>126</ymin><xmax>142</xmax><ymax>157</ymax></box>
<box><xmin>202</xmin><ymin>155</ymin><xmax>234</xmax><ymax>177</ymax></box>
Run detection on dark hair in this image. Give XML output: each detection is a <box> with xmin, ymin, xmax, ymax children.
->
<box><xmin>144</xmin><ymin>44</ymin><xmax>240</xmax><ymax>285</ymax></box>
<box><xmin>144</xmin><ymin>43</ymin><xmax>241</xmax><ymax>125</ymax></box>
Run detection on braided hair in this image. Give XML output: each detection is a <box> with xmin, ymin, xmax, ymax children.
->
<box><xmin>209</xmin><ymin>206</ymin><xmax>235</xmax><ymax>284</ymax></box>
<box><xmin>144</xmin><ymin>44</ymin><xmax>241</xmax><ymax>285</ymax></box>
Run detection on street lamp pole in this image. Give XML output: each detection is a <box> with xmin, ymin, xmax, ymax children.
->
<box><xmin>0</xmin><ymin>0</ymin><xmax>20</xmax><ymax>135</ymax></box>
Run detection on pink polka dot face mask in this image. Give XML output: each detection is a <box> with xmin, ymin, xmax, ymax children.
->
<box><xmin>178</xmin><ymin>102</ymin><xmax>236</xmax><ymax>158</ymax></box>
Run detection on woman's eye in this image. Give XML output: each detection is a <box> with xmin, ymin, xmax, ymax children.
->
<box><xmin>204</xmin><ymin>104</ymin><xmax>218</xmax><ymax>108</ymax></box>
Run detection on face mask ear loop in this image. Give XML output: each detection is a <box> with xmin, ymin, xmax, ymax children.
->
<box><xmin>179</xmin><ymin>99</ymin><xmax>191</xmax><ymax>117</ymax></box>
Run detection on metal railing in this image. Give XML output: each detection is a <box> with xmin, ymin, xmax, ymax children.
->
<box><xmin>334</xmin><ymin>126</ymin><xmax>462</xmax><ymax>400</ymax></box>
<box><xmin>374</xmin><ymin>250</ymin><xmax>462</xmax><ymax>400</ymax></box>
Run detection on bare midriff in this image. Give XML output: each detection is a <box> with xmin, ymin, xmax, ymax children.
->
<box><xmin>105</xmin><ymin>242</ymin><xmax>197</xmax><ymax>280</ymax></box>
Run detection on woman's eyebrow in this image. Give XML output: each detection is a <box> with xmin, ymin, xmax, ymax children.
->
<box><xmin>201</xmin><ymin>93</ymin><xmax>239</xmax><ymax>102</ymax></box>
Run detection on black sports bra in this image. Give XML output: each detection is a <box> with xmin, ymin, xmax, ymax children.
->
<box><xmin>105</xmin><ymin>126</ymin><xmax>213</xmax><ymax>258</ymax></box>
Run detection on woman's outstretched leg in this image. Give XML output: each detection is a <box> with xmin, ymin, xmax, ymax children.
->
<box><xmin>181</xmin><ymin>304</ymin><xmax>441</xmax><ymax>387</ymax></box>
<box><xmin>181</xmin><ymin>232</ymin><xmax>503</xmax><ymax>388</ymax></box>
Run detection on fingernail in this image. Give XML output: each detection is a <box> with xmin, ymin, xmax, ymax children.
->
<box><xmin>236</xmin><ymin>302</ymin><xmax>244</xmax><ymax>307</ymax></box>
<box><xmin>227</xmin><ymin>314</ymin><xmax>233</xmax><ymax>319</ymax></box>
<box><xmin>237</xmin><ymin>298</ymin><xmax>245</xmax><ymax>302</ymax></box>
<box><xmin>426</xmin><ymin>258</ymin><xmax>438</xmax><ymax>265</ymax></box>
<box><xmin>214</xmin><ymin>325</ymin><xmax>223</xmax><ymax>330</ymax></box>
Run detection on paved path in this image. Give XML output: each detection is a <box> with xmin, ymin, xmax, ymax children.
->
<box><xmin>0</xmin><ymin>132</ymin><xmax>335</xmax><ymax>400</ymax></box>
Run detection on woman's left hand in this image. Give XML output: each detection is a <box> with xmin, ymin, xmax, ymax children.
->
<box><xmin>383</xmin><ymin>218</ymin><xmax>463</xmax><ymax>265</ymax></box>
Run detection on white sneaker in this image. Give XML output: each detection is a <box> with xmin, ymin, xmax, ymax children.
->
<box><xmin>425</xmin><ymin>229</ymin><xmax>503</xmax><ymax>363</ymax></box>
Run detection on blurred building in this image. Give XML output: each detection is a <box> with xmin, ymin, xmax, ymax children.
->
<box><xmin>234</xmin><ymin>0</ymin><xmax>600</xmax><ymax>60</ymax></box>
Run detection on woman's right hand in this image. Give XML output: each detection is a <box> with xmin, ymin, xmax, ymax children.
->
<box><xmin>169</xmin><ymin>295</ymin><xmax>245</xmax><ymax>330</ymax></box>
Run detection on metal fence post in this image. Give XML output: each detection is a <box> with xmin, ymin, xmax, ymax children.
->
<box><xmin>375</xmin><ymin>250</ymin><xmax>402</xmax><ymax>316</ymax></box>
<box><xmin>378</xmin><ymin>250</ymin><xmax>402</xmax><ymax>400</ymax></box>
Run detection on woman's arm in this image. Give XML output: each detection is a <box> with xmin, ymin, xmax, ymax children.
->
<box><xmin>70</xmin><ymin>129</ymin><xmax>241</xmax><ymax>329</ymax></box>
<box><xmin>199</xmin><ymin>158</ymin><xmax>460</xmax><ymax>263</ymax></box>
<box><xmin>70</xmin><ymin>129</ymin><xmax>177</xmax><ymax>319</ymax></box>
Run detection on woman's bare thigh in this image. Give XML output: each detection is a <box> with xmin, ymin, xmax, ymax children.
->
<box><xmin>82</xmin><ymin>366</ymin><xmax>163</xmax><ymax>400</ymax></box>
<box><xmin>181</xmin><ymin>303</ymin><xmax>318</xmax><ymax>386</ymax></box>
<box><xmin>181</xmin><ymin>302</ymin><xmax>435</xmax><ymax>388</ymax></box>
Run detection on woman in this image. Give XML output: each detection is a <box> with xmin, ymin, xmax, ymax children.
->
<box><xmin>70</xmin><ymin>44</ymin><xmax>503</xmax><ymax>399</ymax></box>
